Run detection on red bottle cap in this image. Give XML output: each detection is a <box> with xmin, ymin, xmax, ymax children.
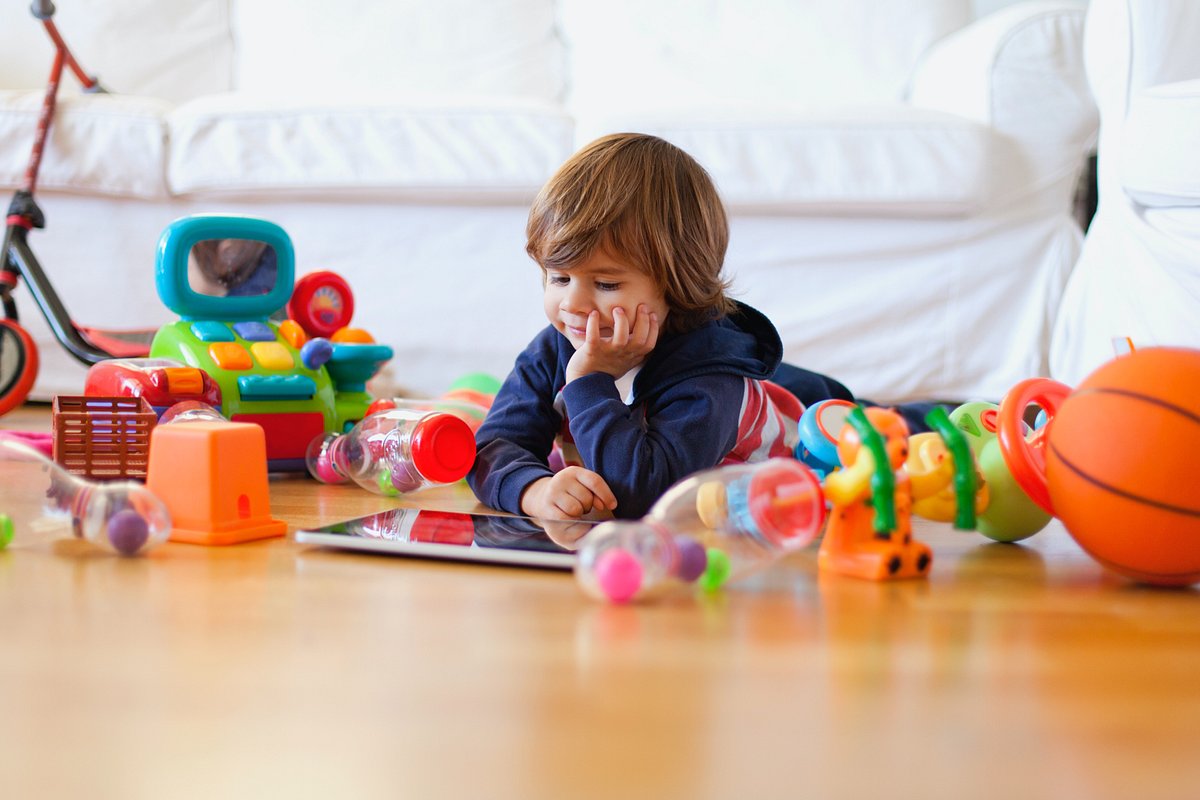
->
<box><xmin>410</xmin><ymin>413</ymin><xmax>477</xmax><ymax>484</ymax></box>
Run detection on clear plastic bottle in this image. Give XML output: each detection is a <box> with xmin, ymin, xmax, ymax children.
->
<box><xmin>306</xmin><ymin>405</ymin><xmax>477</xmax><ymax>495</ymax></box>
<box><xmin>576</xmin><ymin>458</ymin><xmax>826</xmax><ymax>603</ymax></box>
<box><xmin>0</xmin><ymin>438</ymin><xmax>171</xmax><ymax>556</ymax></box>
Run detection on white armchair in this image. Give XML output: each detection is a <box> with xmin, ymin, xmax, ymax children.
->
<box><xmin>1050</xmin><ymin>0</ymin><xmax>1200</xmax><ymax>384</ymax></box>
<box><xmin>566</xmin><ymin>0</ymin><xmax>1097</xmax><ymax>402</ymax></box>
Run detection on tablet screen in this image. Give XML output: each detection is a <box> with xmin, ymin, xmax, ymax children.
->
<box><xmin>294</xmin><ymin>509</ymin><xmax>600</xmax><ymax>570</ymax></box>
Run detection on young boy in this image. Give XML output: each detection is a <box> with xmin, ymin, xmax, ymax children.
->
<box><xmin>468</xmin><ymin>133</ymin><xmax>854</xmax><ymax>521</ymax></box>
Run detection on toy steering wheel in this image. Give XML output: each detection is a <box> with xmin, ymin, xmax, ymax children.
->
<box><xmin>996</xmin><ymin>377</ymin><xmax>1072</xmax><ymax>516</ymax></box>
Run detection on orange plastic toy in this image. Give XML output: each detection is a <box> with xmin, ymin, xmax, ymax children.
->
<box><xmin>145</xmin><ymin>420</ymin><xmax>286</xmax><ymax>545</ymax></box>
<box><xmin>819</xmin><ymin>407</ymin><xmax>939</xmax><ymax>581</ymax></box>
<box><xmin>1000</xmin><ymin>347</ymin><xmax>1200</xmax><ymax>586</ymax></box>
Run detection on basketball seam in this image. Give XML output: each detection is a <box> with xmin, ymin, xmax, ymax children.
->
<box><xmin>1049</xmin><ymin>442</ymin><xmax>1200</xmax><ymax>518</ymax></box>
<box><xmin>1073</xmin><ymin>387</ymin><xmax>1200</xmax><ymax>425</ymax></box>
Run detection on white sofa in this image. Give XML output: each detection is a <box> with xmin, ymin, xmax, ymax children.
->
<box><xmin>1050</xmin><ymin>0</ymin><xmax>1200</xmax><ymax>384</ymax></box>
<box><xmin>0</xmin><ymin>0</ymin><xmax>1097</xmax><ymax>406</ymax></box>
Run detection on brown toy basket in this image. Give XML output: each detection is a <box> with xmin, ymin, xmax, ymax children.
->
<box><xmin>52</xmin><ymin>396</ymin><xmax>157</xmax><ymax>481</ymax></box>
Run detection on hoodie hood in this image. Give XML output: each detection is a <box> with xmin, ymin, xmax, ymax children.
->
<box><xmin>631</xmin><ymin>301</ymin><xmax>783</xmax><ymax>401</ymax></box>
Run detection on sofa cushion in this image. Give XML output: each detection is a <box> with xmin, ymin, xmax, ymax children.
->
<box><xmin>232</xmin><ymin>0</ymin><xmax>565</xmax><ymax>104</ymax></box>
<box><xmin>560</xmin><ymin>0</ymin><xmax>970</xmax><ymax>111</ymax></box>
<box><xmin>0</xmin><ymin>0</ymin><xmax>232</xmax><ymax>103</ymax></box>
<box><xmin>576</xmin><ymin>106</ymin><xmax>1004</xmax><ymax>216</ymax></box>
<box><xmin>0</xmin><ymin>90</ymin><xmax>169</xmax><ymax>199</ymax></box>
<box><xmin>167</xmin><ymin>94</ymin><xmax>574</xmax><ymax>201</ymax></box>
<box><xmin>1121</xmin><ymin>80</ymin><xmax>1200</xmax><ymax>207</ymax></box>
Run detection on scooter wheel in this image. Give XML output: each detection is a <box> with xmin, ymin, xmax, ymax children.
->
<box><xmin>0</xmin><ymin>319</ymin><xmax>38</xmax><ymax>416</ymax></box>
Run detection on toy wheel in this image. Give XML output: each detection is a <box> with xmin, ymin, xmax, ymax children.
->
<box><xmin>0</xmin><ymin>319</ymin><xmax>38</xmax><ymax>416</ymax></box>
<box><xmin>288</xmin><ymin>271</ymin><xmax>355</xmax><ymax>338</ymax></box>
<box><xmin>997</xmin><ymin>377</ymin><xmax>1071</xmax><ymax>516</ymax></box>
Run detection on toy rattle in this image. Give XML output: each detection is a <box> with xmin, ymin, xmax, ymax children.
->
<box><xmin>306</xmin><ymin>405</ymin><xmax>477</xmax><ymax>495</ymax></box>
<box><xmin>0</xmin><ymin>438</ymin><xmax>170</xmax><ymax>556</ymax></box>
<box><xmin>927</xmin><ymin>400</ymin><xmax>1051</xmax><ymax>542</ymax></box>
<box><xmin>818</xmin><ymin>406</ymin><xmax>975</xmax><ymax>581</ymax></box>
<box><xmin>575</xmin><ymin>459</ymin><xmax>825</xmax><ymax>603</ymax></box>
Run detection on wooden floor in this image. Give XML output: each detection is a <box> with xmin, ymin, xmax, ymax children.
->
<box><xmin>2</xmin><ymin>402</ymin><xmax>1199</xmax><ymax>799</ymax></box>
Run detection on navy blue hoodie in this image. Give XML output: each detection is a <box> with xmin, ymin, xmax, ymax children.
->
<box><xmin>468</xmin><ymin>301</ymin><xmax>852</xmax><ymax>519</ymax></box>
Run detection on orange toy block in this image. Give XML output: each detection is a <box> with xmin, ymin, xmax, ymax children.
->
<box><xmin>146</xmin><ymin>420</ymin><xmax>287</xmax><ymax>545</ymax></box>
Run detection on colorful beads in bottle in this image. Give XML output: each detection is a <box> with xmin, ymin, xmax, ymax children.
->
<box><xmin>575</xmin><ymin>458</ymin><xmax>826</xmax><ymax>603</ymax></box>
<box><xmin>0</xmin><ymin>438</ymin><xmax>171</xmax><ymax>556</ymax></box>
<box><xmin>305</xmin><ymin>406</ymin><xmax>477</xmax><ymax>495</ymax></box>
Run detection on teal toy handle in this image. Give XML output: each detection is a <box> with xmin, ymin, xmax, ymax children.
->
<box><xmin>846</xmin><ymin>406</ymin><xmax>896</xmax><ymax>534</ymax></box>
<box><xmin>925</xmin><ymin>406</ymin><xmax>977</xmax><ymax>530</ymax></box>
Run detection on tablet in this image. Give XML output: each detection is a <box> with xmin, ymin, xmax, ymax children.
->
<box><xmin>294</xmin><ymin>508</ymin><xmax>600</xmax><ymax>570</ymax></box>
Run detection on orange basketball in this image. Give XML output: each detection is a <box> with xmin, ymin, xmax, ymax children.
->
<box><xmin>1046</xmin><ymin>347</ymin><xmax>1200</xmax><ymax>586</ymax></box>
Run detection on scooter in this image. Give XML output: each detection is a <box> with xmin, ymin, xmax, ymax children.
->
<box><xmin>0</xmin><ymin>0</ymin><xmax>154</xmax><ymax>415</ymax></box>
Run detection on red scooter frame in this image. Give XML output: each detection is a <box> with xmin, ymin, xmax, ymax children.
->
<box><xmin>0</xmin><ymin>0</ymin><xmax>152</xmax><ymax>415</ymax></box>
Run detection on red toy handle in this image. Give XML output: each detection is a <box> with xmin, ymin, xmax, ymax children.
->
<box><xmin>997</xmin><ymin>377</ymin><xmax>1072</xmax><ymax>516</ymax></box>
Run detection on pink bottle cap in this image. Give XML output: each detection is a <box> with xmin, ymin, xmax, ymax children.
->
<box><xmin>410</xmin><ymin>413</ymin><xmax>477</xmax><ymax>484</ymax></box>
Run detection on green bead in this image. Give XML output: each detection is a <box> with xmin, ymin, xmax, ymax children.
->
<box><xmin>377</xmin><ymin>470</ymin><xmax>400</xmax><ymax>497</ymax></box>
<box><xmin>698</xmin><ymin>547</ymin><xmax>732</xmax><ymax>592</ymax></box>
<box><xmin>0</xmin><ymin>513</ymin><xmax>13</xmax><ymax>549</ymax></box>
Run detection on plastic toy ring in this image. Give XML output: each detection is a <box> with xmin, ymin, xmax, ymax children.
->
<box><xmin>997</xmin><ymin>377</ymin><xmax>1072</xmax><ymax>516</ymax></box>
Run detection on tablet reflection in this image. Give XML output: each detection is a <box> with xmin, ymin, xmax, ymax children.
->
<box><xmin>343</xmin><ymin>509</ymin><xmax>580</xmax><ymax>554</ymax></box>
<box><xmin>472</xmin><ymin>515</ymin><xmax>583</xmax><ymax>553</ymax></box>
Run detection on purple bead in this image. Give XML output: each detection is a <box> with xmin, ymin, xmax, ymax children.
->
<box><xmin>389</xmin><ymin>460</ymin><xmax>423</xmax><ymax>493</ymax></box>
<box><xmin>673</xmin><ymin>536</ymin><xmax>708</xmax><ymax>582</ymax></box>
<box><xmin>107</xmin><ymin>509</ymin><xmax>150</xmax><ymax>556</ymax></box>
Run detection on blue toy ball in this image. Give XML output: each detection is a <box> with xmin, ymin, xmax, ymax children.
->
<box><xmin>795</xmin><ymin>398</ymin><xmax>856</xmax><ymax>478</ymax></box>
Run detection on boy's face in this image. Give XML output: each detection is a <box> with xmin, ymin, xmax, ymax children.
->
<box><xmin>542</xmin><ymin>248</ymin><xmax>669</xmax><ymax>349</ymax></box>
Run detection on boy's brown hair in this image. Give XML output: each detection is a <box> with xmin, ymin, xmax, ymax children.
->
<box><xmin>526</xmin><ymin>133</ymin><xmax>736</xmax><ymax>334</ymax></box>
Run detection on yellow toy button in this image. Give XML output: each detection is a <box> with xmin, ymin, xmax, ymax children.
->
<box><xmin>278</xmin><ymin>319</ymin><xmax>308</xmax><ymax>349</ymax></box>
<box><xmin>208</xmin><ymin>342</ymin><xmax>253</xmax><ymax>371</ymax></box>
<box><xmin>251</xmin><ymin>341</ymin><xmax>295</xmax><ymax>371</ymax></box>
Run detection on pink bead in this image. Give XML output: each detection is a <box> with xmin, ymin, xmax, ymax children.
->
<box><xmin>314</xmin><ymin>454</ymin><xmax>342</xmax><ymax>484</ymax></box>
<box><xmin>594</xmin><ymin>548</ymin><xmax>643</xmax><ymax>603</ymax></box>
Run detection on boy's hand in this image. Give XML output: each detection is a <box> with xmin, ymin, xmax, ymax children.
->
<box><xmin>520</xmin><ymin>468</ymin><xmax>618</xmax><ymax>520</ymax></box>
<box><xmin>565</xmin><ymin>304</ymin><xmax>659</xmax><ymax>384</ymax></box>
<box><xmin>539</xmin><ymin>518</ymin><xmax>600</xmax><ymax>550</ymax></box>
